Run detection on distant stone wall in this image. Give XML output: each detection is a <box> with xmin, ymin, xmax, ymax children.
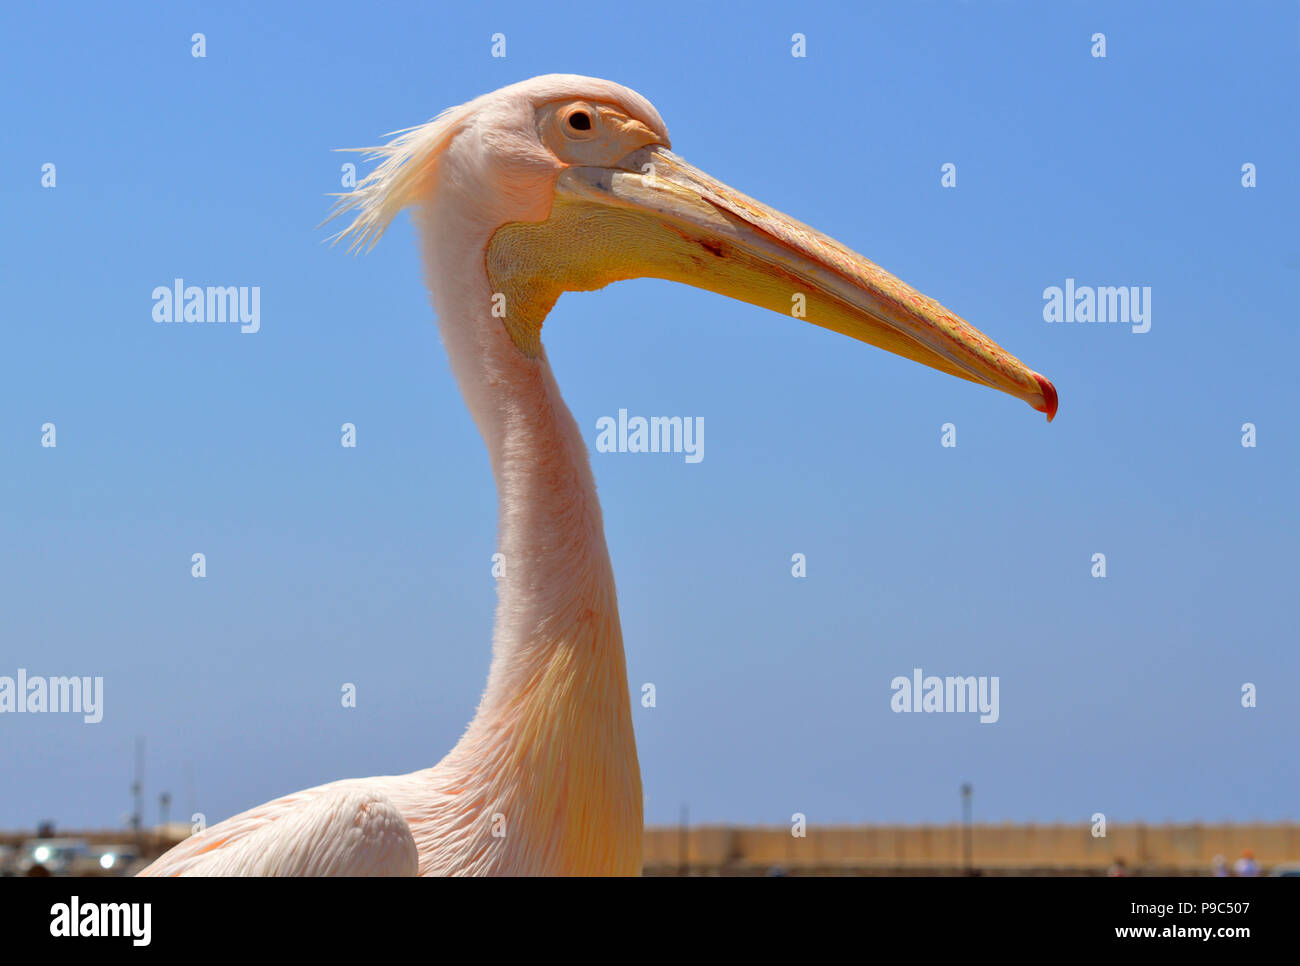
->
<box><xmin>7</xmin><ymin>823</ymin><xmax>1296</xmax><ymax>875</ymax></box>
<box><xmin>643</xmin><ymin>823</ymin><xmax>1300</xmax><ymax>874</ymax></box>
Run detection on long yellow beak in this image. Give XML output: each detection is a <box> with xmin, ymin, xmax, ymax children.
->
<box><xmin>541</xmin><ymin>145</ymin><xmax>1056</xmax><ymax>421</ymax></box>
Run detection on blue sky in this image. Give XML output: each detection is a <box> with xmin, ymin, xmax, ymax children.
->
<box><xmin>2</xmin><ymin>0</ymin><xmax>1297</xmax><ymax>833</ymax></box>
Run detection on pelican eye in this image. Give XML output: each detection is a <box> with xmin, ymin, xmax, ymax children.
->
<box><xmin>567</xmin><ymin>111</ymin><xmax>592</xmax><ymax>131</ymax></box>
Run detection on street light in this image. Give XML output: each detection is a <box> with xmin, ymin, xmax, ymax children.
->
<box><xmin>961</xmin><ymin>783</ymin><xmax>973</xmax><ymax>875</ymax></box>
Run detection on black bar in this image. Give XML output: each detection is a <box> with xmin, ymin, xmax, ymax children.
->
<box><xmin>0</xmin><ymin>875</ymin><xmax>1286</xmax><ymax>952</ymax></box>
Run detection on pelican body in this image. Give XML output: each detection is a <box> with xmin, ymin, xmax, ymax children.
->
<box><xmin>141</xmin><ymin>75</ymin><xmax>1055</xmax><ymax>877</ymax></box>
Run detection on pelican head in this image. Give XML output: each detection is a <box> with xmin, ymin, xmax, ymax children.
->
<box><xmin>331</xmin><ymin>74</ymin><xmax>1056</xmax><ymax>420</ymax></box>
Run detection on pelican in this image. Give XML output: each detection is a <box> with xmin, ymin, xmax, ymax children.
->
<box><xmin>141</xmin><ymin>75</ymin><xmax>1055</xmax><ymax>877</ymax></box>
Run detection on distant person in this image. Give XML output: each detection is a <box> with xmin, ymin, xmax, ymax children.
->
<box><xmin>1108</xmin><ymin>857</ymin><xmax>1128</xmax><ymax>877</ymax></box>
<box><xmin>1211</xmin><ymin>855</ymin><xmax>1228</xmax><ymax>877</ymax></box>
<box><xmin>1234</xmin><ymin>850</ymin><xmax>1259</xmax><ymax>877</ymax></box>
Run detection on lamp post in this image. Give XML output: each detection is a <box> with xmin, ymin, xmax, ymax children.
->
<box><xmin>678</xmin><ymin>803</ymin><xmax>689</xmax><ymax>877</ymax></box>
<box><xmin>961</xmin><ymin>783</ymin><xmax>973</xmax><ymax>875</ymax></box>
<box><xmin>130</xmin><ymin>738</ymin><xmax>144</xmax><ymax>852</ymax></box>
<box><xmin>158</xmin><ymin>792</ymin><xmax>171</xmax><ymax>848</ymax></box>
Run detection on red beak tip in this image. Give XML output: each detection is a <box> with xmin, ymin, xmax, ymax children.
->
<box><xmin>1033</xmin><ymin>373</ymin><xmax>1058</xmax><ymax>422</ymax></box>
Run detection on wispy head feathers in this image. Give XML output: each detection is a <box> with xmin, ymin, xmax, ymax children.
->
<box><xmin>323</xmin><ymin>104</ymin><xmax>472</xmax><ymax>253</ymax></box>
<box><xmin>321</xmin><ymin>76</ymin><xmax>668</xmax><ymax>254</ymax></box>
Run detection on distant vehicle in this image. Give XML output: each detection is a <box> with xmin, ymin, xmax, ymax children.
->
<box><xmin>17</xmin><ymin>838</ymin><xmax>90</xmax><ymax>876</ymax></box>
<box><xmin>0</xmin><ymin>844</ymin><xmax>15</xmax><ymax>876</ymax></box>
<box><xmin>1269</xmin><ymin>863</ymin><xmax>1300</xmax><ymax>877</ymax></box>
<box><xmin>78</xmin><ymin>845</ymin><xmax>143</xmax><ymax>876</ymax></box>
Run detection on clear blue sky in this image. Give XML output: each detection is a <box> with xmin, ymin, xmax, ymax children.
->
<box><xmin>2</xmin><ymin>1</ymin><xmax>1296</xmax><ymax>832</ymax></box>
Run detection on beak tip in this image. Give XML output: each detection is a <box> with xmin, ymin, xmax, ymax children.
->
<box><xmin>1032</xmin><ymin>373</ymin><xmax>1058</xmax><ymax>422</ymax></box>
